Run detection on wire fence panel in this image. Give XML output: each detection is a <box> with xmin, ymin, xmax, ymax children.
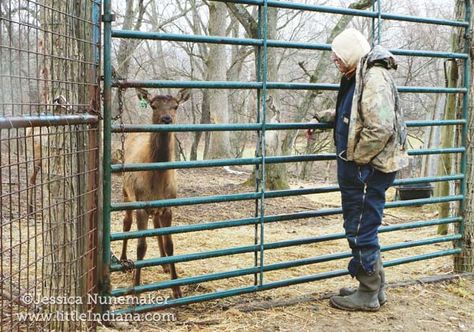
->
<box><xmin>0</xmin><ymin>1</ymin><xmax>101</xmax><ymax>331</ymax></box>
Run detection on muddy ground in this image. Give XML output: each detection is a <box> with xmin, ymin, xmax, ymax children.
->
<box><xmin>103</xmin><ymin>167</ymin><xmax>474</xmax><ymax>332</ymax></box>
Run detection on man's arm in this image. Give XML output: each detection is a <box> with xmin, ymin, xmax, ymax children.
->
<box><xmin>353</xmin><ymin>68</ymin><xmax>395</xmax><ymax>165</ymax></box>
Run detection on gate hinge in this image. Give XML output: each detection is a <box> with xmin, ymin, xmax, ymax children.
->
<box><xmin>102</xmin><ymin>13</ymin><xmax>116</xmax><ymax>22</ymax></box>
<box><xmin>464</xmin><ymin>29</ymin><xmax>473</xmax><ymax>42</ymax></box>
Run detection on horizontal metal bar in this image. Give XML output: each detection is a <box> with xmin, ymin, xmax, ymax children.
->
<box><xmin>390</xmin><ymin>49</ymin><xmax>468</xmax><ymax>59</ymax></box>
<box><xmin>109</xmin><ymin>236</ymin><xmax>460</xmax><ymax>298</ymax></box>
<box><xmin>111</xmin><ymin>122</ymin><xmax>335</xmax><ymax>133</ymax></box>
<box><xmin>218</xmin><ymin>0</ymin><xmax>468</xmax><ymax>27</ymax></box>
<box><xmin>383</xmin><ymin>248</ymin><xmax>462</xmax><ymax>267</ymax></box>
<box><xmin>110</xmin><ymin>192</ymin><xmax>261</xmax><ymax>211</ymax></box>
<box><xmin>379</xmin><ymin>217</ymin><xmax>462</xmax><ymax>232</ymax></box>
<box><xmin>408</xmin><ymin>147</ymin><xmax>465</xmax><ymax>155</ymax></box>
<box><xmin>113</xmin><ymin>80</ymin><xmax>466</xmax><ymax>94</ymax></box>
<box><xmin>264</xmin><ymin>186</ymin><xmax>339</xmax><ymax>198</ymax></box>
<box><xmin>110</xmin><ymin>248</ymin><xmax>460</xmax><ymax>313</ymax></box>
<box><xmin>256</xmin><ymin>249</ymin><xmax>461</xmax><ymax>292</ymax></box>
<box><xmin>110</xmin><ymin>212</ymin><xmax>460</xmax><ymax>251</ymax></box>
<box><xmin>406</xmin><ymin>119</ymin><xmax>466</xmax><ymax>127</ymax></box>
<box><xmin>110</xmin><ymin>216</ymin><xmax>260</xmax><ymax>241</ymax></box>
<box><xmin>112</xmin><ymin>30</ymin><xmax>468</xmax><ymax>60</ymax></box>
<box><xmin>110</xmin><ymin>243</ymin><xmax>258</xmax><ymax>271</ymax></box>
<box><xmin>110</xmin><ymin>227</ymin><xmax>460</xmax><ymax>272</ymax></box>
<box><xmin>397</xmin><ymin>87</ymin><xmax>466</xmax><ymax>93</ymax></box>
<box><xmin>111</xmin><ymin>157</ymin><xmax>260</xmax><ymax>172</ymax></box>
<box><xmin>111</xmin><ymin>154</ymin><xmax>336</xmax><ymax>172</ymax></box>
<box><xmin>0</xmin><ymin>114</ymin><xmax>99</xmax><ymax>129</ymax></box>
<box><xmin>385</xmin><ymin>195</ymin><xmax>463</xmax><ymax>208</ymax></box>
<box><xmin>110</xmin><ymin>267</ymin><xmax>261</xmax><ymax>297</ymax></box>
<box><xmin>113</xmin><ymin>123</ymin><xmax>260</xmax><ymax>132</ymax></box>
<box><xmin>266</xmin><ymin>175</ymin><xmax>464</xmax><ymax>200</ymax></box>
<box><xmin>394</xmin><ymin>174</ymin><xmax>464</xmax><ymax>186</ymax></box>
<box><xmin>110</xmin><ymin>192</ymin><xmax>461</xmax><ymax>239</ymax></box>
<box><xmin>110</xmin><ymin>120</ymin><xmax>465</xmax><ymax>134</ymax></box>
<box><xmin>111</xmin><ymin>149</ymin><xmax>466</xmax><ymax>172</ymax></box>
<box><xmin>111</xmin><ymin>187</ymin><xmax>462</xmax><ymax>214</ymax></box>
<box><xmin>114</xmin><ymin>80</ymin><xmax>339</xmax><ymax>90</ymax></box>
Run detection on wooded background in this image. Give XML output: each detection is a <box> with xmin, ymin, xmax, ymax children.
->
<box><xmin>109</xmin><ymin>0</ymin><xmax>458</xmax><ymax>186</ymax></box>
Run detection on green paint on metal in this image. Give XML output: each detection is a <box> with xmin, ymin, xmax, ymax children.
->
<box><xmin>101</xmin><ymin>0</ymin><xmax>471</xmax><ymax>314</ymax></box>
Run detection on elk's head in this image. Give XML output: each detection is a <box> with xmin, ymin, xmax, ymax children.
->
<box><xmin>136</xmin><ymin>88</ymin><xmax>190</xmax><ymax>125</ymax></box>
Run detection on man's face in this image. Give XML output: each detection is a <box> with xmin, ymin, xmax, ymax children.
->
<box><xmin>331</xmin><ymin>52</ymin><xmax>348</xmax><ymax>74</ymax></box>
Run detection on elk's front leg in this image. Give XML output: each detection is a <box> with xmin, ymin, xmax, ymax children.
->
<box><xmin>153</xmin><ymin>212</ymin><xmax>170</xmax><ymax>273</ymax></box>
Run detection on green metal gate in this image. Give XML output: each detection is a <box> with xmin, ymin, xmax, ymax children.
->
<box><xmin>101</xmin><ymin>0</ymin><xmax>471</xmax><ymax>314</ymax></box>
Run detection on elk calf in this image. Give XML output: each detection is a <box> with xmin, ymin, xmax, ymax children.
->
<box><xmin>120</xmin><ymin>88</ymin><xmax>189</xmax><ymax>299</ymax></box>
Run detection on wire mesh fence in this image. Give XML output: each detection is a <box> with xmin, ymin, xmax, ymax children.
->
<box><xmin>0</xmin><ymin>1</ymin><xmax>100</xmax><ymax>331</ymax></box>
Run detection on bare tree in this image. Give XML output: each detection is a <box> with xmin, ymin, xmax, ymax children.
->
<box><xmin>436</xmin><ymin>1</ymin><xmax>463</xmax><ymax>235</ymax></box>
<box><xmin>454</xmin><ymin>0</ymin><xmax>473</xmax><ymax>272</ymax></box>
<box><xmin>206</xmin><ymin>2</ymin><xmax>231</xmax><ymax>159</ymax></box>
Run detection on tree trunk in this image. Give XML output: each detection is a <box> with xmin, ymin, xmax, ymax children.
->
<box><xmin>227</xmin><ymin>4</ymin><xmax>289</xmax><ymax>189</ymax></box>
<box><xmin>437</xmin><ymin>1</ymin><xmax>463</xmax><ymax>235</ymax></box>
<box><xmin>421</xmin><ymin>94</ymin><xmax>444</xmax><ymax>177</ymax></box>
<box><xmin>228</xmin><ymin>16</ymin><xmax>251</xmax><ymax>158</ymax></box>
<box><xmin>206</xmin><ymin>2</ymin><xmax>231</xmax><ymax>159</ymax></box>
<box><xmin>190</xmin><ymin>90</ymin><xmax>211</xmax><ymax>160</ymax></box>
<box><xmin>454</xmin><ymin>0</ymin><xmax>474</xmax><ymax>272</ymax></box>
<box><xmin>39</xmin><ymin>1</ymin><xmax>93</xmax><ymax>329</ymax></box>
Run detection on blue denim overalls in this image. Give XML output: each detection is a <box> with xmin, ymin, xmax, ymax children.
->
<box><xmin>335</xmin><ymin>75</ymin><xmax>396</xmax><ymax>277</ymax></box>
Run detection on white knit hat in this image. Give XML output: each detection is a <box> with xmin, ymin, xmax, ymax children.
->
<box><xmin>331</xmin><ymin>28</ymin><xmax>371</xmax><ymax>70</ymax></box>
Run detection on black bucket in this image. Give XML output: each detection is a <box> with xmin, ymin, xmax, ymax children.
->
<box><xmin>397</xmin><ymin>183</ymin><xmax>433</xmax><ymax>200</ymax></box>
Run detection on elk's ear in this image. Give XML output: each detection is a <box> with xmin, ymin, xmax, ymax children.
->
<box><xmin>135</xmin><ymin>88</ymin><xmax>151</xmax><ymax>103</ymax></box>
<box><xmin>176</xmin><ymin>88</ymin><xmax>191</xmax><ymax>104</ymax></box>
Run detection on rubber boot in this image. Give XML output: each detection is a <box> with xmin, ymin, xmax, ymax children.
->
<box><xmin>330</xmin><ymin>260</ymin><xmax>381</xmax><ymax>312</ymax></box>
<box><xmin>338</xmin><ymin>257</ymin><xmax>386</xmax><ymax>305</ymax></box>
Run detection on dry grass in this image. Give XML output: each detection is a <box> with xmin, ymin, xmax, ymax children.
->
<box><xmin>103</xmin><ymin>167</ymin><xmax>473</xmax><ymax>331</ymax></box>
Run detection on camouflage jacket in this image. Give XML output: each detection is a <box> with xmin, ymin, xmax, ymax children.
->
<box><xmin>316</xmin><ymin>46</ymin><xmax>410</xmax><ymax>173</ymax></box>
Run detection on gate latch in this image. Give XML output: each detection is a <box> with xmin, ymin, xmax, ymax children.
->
<box><xmin>102</xmin><ymin>13</ymin><xmax>116</xmax><ymax>22</ymax></box>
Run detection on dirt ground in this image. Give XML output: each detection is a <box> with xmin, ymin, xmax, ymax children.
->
<box><xmin>102</xmin><ymin>166</ymin><xmax>474</xmax><ymax>332</ymax></box>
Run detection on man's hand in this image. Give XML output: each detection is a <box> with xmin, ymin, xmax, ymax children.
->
<box><xmin>306</xmin><ymin>118</ymin><xmax>319</xmax><ymax>140</ymax></box>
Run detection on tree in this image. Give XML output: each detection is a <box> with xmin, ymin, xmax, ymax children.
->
<box><xmin>436</xmin><ymin>1</ymin><xmax>463</xmax><ymax>235</ymax></box>
<box><xmin>454</xmin><ymin>0</ymin><xmax>474</xmax><ymax>273</ymax></box>
<box><xmin>227</xmin><ymin>3</ymin><xmax>289</xmax><ymax>189</ymax></box>
<box><xmin>206</xmin><ymin>2</ymin><xmax>231</xmax><ymax>159</ymax></box>
<box><xmin>39</xmin><ymin>1</ymin><xmax>95</xmax><ymax>328</ymax></box>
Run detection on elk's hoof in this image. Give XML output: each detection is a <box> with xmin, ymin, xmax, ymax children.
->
<box><xmin>120</xmin><ymin>258</ymin><xmax>135</xmax><ymax>273</ymax></box>
<box><xmin>172</xmin><ymin>287</ymin><xmax>182</xmax><ymax>299</ymax></box>
<box><xmin>161</xmin><ymin>264</ymin><xmax>170</xmax><ymax>273</ymax></box>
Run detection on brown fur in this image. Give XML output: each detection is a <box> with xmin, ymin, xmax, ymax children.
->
<box><xmin>27</xmin><ymin>97</ymin><xmax>71</xmax><ymax>213</ymax></box>
<box><xmin>120</xmin><ymin>88</ymin><xmax>189</xmax><ymax>299</ymax></box>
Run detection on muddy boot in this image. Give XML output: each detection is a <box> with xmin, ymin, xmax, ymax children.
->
<box><xmin>330</xmin><ymin>260</ymin><xmax>381</xmax><ymax>312</ymax></box>
<box><xmin>338</xmin><ymin>257</ymin><xmax>386</xmax><ymax>305</ymax></box>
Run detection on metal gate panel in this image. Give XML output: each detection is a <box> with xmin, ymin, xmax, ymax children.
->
<box><xmin>102</xmin><ymin>0</ymin><xmax>471</xmax><ymax>314</ymax></box>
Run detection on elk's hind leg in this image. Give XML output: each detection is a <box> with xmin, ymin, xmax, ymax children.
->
<box><xmin>134</xmin><ymin>209</ymin><xmax>149</xmax><ymax>286</ymax></box>
<box><xmin>27</xmin><ymin>163</ymin><xmax>41</xmax><ymax>214</ymax></box>
<box><xmin>159</xmin><ymin>208</ymin><xmax>181</xmax><ymax>298</ymax></box>
<box><xmin>120</xmin><ymin>190</ymin><xmax>134</xmax><ymax>271</ymax></box>
<box><xmin>153</xmin><ymin>212</ymin><xmax>170</xmax><ymax>273</ymax></box>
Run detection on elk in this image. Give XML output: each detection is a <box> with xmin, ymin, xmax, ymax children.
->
<box><xmin>120</xmin><ymin>88</ymin><xmax>190</xmax><ymax>299</ymax></box>
<box><xmin>27</xmin><ymin>96</ymin><xmax>71</xmax><ymax>213</ymax></box>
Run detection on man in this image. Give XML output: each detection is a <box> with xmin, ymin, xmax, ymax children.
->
<box><xmin>307</xmin><ymin>29</ymin><xmax>409</xmax><ymax>311</ymax></box>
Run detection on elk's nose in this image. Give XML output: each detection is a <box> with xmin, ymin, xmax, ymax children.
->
<box><xmin>161</xmin><ymin>115</ymin><xmax>172</xmax><ymax>124</ymax></box>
